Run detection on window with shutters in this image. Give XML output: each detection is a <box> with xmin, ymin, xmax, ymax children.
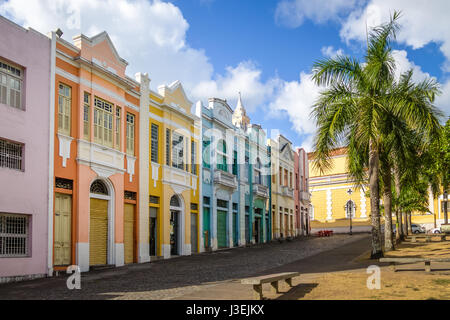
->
<box><xmin>216</xmin><ymin>139</ymin><xmax>227</xmax><ymax>172</ymax></box>
<box><xmin>93</xmin><ymin>97</ymin><xmax>113</xmax><ymax>147</ymax></box>
<box><xmin>0</xmin><ymin>138</ymin><xmax>23</xmax><ymax>171</ymax></box>
<box><xmin>115</xmin><ymin>107</ymin><xmax>121</xmax><ymax>150</ymax></box>
<box><xmin>254</xmin><ymin>158</ymin><xmax>262</xmax><ymax>185</ymax></box>
<box><xmin>191</xmin><ymin>140</ymin><xmax>197</xmax><ymax>175</ymax></box>
<box><xmin>151</xmin><ymin>123</ymin><xmax>159</xmax><ymax>163</ymax></box>
<box><xmin>0</xmin><ymin>60</ymin><xmax>23</xmax><ymax>110</ymax></box>
<box><xmin>202</xmin><ymin>139</ymin><xmax>210</xmax><ymax>169</ymax></box>
<box><xmin>126</xmin><ymin>113</ymin><xmax>135</xmax><ymax>155</ymax></box>
<box><xmin>58</xmin><ymin>84</ymin><xmax>71</xmax><ymax>136</ymax></box>
<box><xmin>83</xmin><ymin>93</ymin><xmax>90</xmax><ymax>140</ymax></box>
<box><xmin>0</xmin><ymin>213</ymin><xmax>30</xmax><ymax>257</ymax></box>
<box><xmin>171</xmin><ymin>131</ymin><xmax>184</xmax><ymax>170</ymax></box>
<box><xmin>166</xmin><ymin>129</ymin><xmax>171</xmax><ymax>165</ymax></box>
<box><xmin>232</xmin><ymin>151</ymin><xmax>238</xmax><ymax>175</ymax></box>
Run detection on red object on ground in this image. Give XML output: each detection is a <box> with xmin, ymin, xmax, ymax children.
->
<box><xmin>317</xmin><ymin>230</ymin><xmax>334</xmax><ymax>237</ymax></box>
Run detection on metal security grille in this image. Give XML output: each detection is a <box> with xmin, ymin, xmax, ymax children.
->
<box><xmin>0</xmin><ymin>213</ymin><xmax>29</xmax><ymax>257</ymax></box>
<box><xmin>149</xmin><ymin>196</ymin><xmax>160</xmax><ymax>204</ymax></box>
<box><xmin>0</xmin><ymin>139</ymin><xmax>23</xmax><ymax>170</ymax></box>
<box><xmin>124</xmin><ymin>191</ymin><xmax>136</xmax><ymax>201</ymax></box>
<box><xmin>55</xmin><ymin>177</ymin><xmax>73</xmax><ymax>190</ymax></box>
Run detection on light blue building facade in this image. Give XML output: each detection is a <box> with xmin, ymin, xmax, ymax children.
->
<box><xmin>200</xmin><ymin>95</ymin><xmax>271</xmax><ymax>251</ymax></box>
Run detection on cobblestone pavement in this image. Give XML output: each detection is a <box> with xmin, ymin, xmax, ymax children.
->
<box><xmin>0</xmin><ymin>233</ymin><xmax>369</xmax><ymax>300</ymax></box>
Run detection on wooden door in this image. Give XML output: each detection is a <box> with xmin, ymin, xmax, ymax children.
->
<box><xmin>90</xmin><ymin>198</ymin><xmax>108</xmax><ymax>266</ymax></box>
<box><xmin>54</xmin><ymin>193</ymin><xmax>72</xmax><ymax>266</ymax></box>
<box><xmin>124</xmin><ymin>203</ymin><xmax>135</xmax><ymax>264</ymax></box>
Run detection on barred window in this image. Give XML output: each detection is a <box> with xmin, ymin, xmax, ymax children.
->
<box><xmin>0</xmin><ymin>138</ymin><xmax>23</xmax><ymax>170</ymax></box>
<box><xmin>149</xmin><ymin>196</ymin><xmax>160</xmax><ymax>204</ymax></box>
<box><xmin>94</xmin><ymin>97</ymin><xmax>113</xmax><ymax>148</ymax></box>
<box><xmin>0</xmin><ymin>213</ymin><xmax>29</xmax><ymax>257</ymax></box>
<box><xmin>58</xmin><ymin>84</ymin><xmax>71</xmax><ymax>135</ymax></box>
<box><xmin>55</xmin><ymin>177</ymin><xmax>73</xmax><ymax>190</ymax></box>
<box><xmin>151</xmin><ymin>123</ymin><xmax>159</xmax><ymax>163</ymax></box>
<box><xmin>124</xmin><ymin>191</ymin><xmax>136</xmax><ymax>201</ymax></box>
<box><xmin>126</xmin><ymin>113</ymin><xmax>135</xmax><ymax>155</ymax></box>
<box><xmin>83</xmin><ymin>93</ymin><xmax>90</xmax><ymax>140</ymax></box>
<box><xmin>190</xmin><ymin>203</ymin><xmax>198</xmax><ymax>211</ymax></box>
<box><xmin>0</xmin><ymin>60</ymin><xmax>23</xmax><ymax>109</ymax></box>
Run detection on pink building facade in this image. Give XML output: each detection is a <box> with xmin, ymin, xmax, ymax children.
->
<box><xmin>294</xmin><ymin>148</ymin><xmax>311</xmax><ymax>236</ymax></box>
<box><xmin>0</xmin><ymin>17</ymin><xmax>53</xmax><ymax>281</ymax></box>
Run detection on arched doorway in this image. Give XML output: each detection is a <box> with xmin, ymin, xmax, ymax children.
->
<box><xmin>89</xmin><ymin>179</ymin><xmax>112</xmax><ymax>266</ymax></box>
<box><xmin>169</xmin><ymin>195</ymin><xmax>183</xmax><ymax>256</ymax></box>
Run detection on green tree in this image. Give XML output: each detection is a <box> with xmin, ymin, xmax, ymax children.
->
<box><xmin>310</xmin><ymin>12</ymin><xmax>442</xmax><ymax>258</ymax></box>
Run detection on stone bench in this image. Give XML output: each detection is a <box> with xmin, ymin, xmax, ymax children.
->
<box><xmin>380</xmin><ymin>257</ymin><xmax>450</xmax><ymax>272</ymax></box>
<box><xmin>241</xmin><ymin>272</ymin><xmax>300</xmax><ymax>300</ymax></box>
<box><xmin>408</xmin><ymin>234</ymin><xmax>447</xmax><ymax>243</ymax></box>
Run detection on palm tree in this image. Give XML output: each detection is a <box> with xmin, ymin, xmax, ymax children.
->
<box><xmin>310</xmin><ymin>12</ymin><xmax>442</xmax><ymax>258</ymax></box>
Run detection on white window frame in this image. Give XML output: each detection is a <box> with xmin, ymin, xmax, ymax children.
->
<box><xmin>0</xmin><ymin>59</ymin><xmax>23</xmax><ymax>109</ymax></box>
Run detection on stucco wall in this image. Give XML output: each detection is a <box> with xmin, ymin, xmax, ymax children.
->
<box><xmin>0</xmin><ymin>18</ymin><xmax>51</xmax><ymax>278</ymax></box>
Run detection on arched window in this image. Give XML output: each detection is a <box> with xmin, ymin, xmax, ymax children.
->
<box><xmin>170</xmin><ymin>195</ymin><xmax>181</xmax><ymax>208</ymax></box>
<box><xmin>345</xmin><ymin>200</ymin><xmax>356</xmax><ymax>218</ymax></box>
<box><xmin>90</xmin><ymin>180</ymin><xmax>108</xmax><ymax>195</ymax></box>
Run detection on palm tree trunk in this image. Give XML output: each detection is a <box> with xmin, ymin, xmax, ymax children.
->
<box><xmin>402</xmin><ymin>211</ymin><xmax>408</xmax><ymax>235</ymax></box>
<box><xmin>383</xmin><ymin>167</ymin><xmax>394</xmax><ymax>251</ymax></box>
<box><xmin>394</xmin><ymin>166</ymin><xmax>403</xmax><ymax>241</ymax></box>
<box><xmin>369</xmin><ymin>140</ymin><xmax>383</xmax><ymax>258</ymax></box>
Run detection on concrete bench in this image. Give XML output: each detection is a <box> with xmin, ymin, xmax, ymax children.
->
<box><xmin>380</xmin><ymin>257</ymin><xmax>450</xmax><ymax>272</ymax></box>
<box><xmin>241</xmin><ymin>272</ymin><xmax>300</xmax><ymax>300</ymax></box>
<box><xmin>408</xmin><ymin>234</ymin><xmax>447</xmax><ymax>243</ymax></box>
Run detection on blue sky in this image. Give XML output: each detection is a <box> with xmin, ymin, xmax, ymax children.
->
<box><xmin>1</xmin><ymin>0</ymin><xmax>449</xmax><ymax>150</ymax></box>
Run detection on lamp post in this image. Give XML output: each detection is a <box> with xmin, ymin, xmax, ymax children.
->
<box><xmin>444</xmin><ymin>190</ymin><xmax>448</xmax><ymax>225</ymax></box>
<box><xmin>347</xmin><ymin>188</ymin><xmax>353</xmax><ymax>235</ymax></box>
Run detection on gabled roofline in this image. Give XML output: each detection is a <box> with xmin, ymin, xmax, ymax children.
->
<box><xmin>158</xmin><ymin>80</ymin><xmax>193</xmax><ymax>106</ymax></box>
<box><xmin>72</xmin><ymin>31</ymin><xmax>128</xmax><ymax>66</ymax></box>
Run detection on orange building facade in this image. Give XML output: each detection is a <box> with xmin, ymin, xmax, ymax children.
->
<box><xmin>51</xmin><ymin>32</ymin><xmax>142</xmax><ymax>272</ymax></box>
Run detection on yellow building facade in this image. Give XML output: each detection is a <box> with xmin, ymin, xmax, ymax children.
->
<box><xmin>146</xmin><ymin>81</ymin><xmax>201</xmax><ymax>259</ymax></box>
<box><xmin>308</xmin><ymin>148</ymin><xmax>446</xmax><ymax>231</ymax></box>
<box><xmin>308</xmin><ymin>148</ymin><xmax>371</xmax><ymax>229</ymax></box>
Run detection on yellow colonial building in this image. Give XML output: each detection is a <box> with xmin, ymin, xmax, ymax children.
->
<box><xmin>308</xmin><ymin>148</ymin><xmax>371</xmax><ymax>229</ymax></box>
<box><xmin>308</xmin><ymin>147</ymin><xmax>446</xmax><ymax>231</ymax></box>
<box><xmin>144</xmin><ymin>80</ymin><xmax>201</xmax><ymax>260</ymax></box>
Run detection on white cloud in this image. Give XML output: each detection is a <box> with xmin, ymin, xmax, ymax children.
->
<box><xmin>275</xmin><ymin>0</ymin><xmax>361</xmax><ymax>28</ymax></box>
<box><xmin>0</xmin><ymin>0</ymin><xmax>213</xmax><ymax>91</ymax></box>
<box><xmin>392</xmin><ymin>50</ymin><xmax>432</xmax><ymax>83</ymax></box>
<box><xmin>339</xmin><ymin>0</ymin><xmax>450</xmax><ymax>70</ymax></box>
<box><xmin>321</xmin><ymin>46</ymin><xmax>344</xmax><ymax>58</ymax></box>
<box><xmin>191</xmin><ymin>61</ymin><xmax>282</xmax><ymax>112</ymax></box>
<box><xmin>269</xmin><ymin>72</ymin><xmax>320</xmax><ymax>150</ymax></box>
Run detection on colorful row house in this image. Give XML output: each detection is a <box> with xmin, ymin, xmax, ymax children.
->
<box><xmin>269</xmin><ymin>135</ymin><xmax>296</xmax><ymax>239</ymax></box>
<box><xmin>52</xmin><ymin>32</ymin><xmax>143</xmax><ymax>272</ymax></box>
<box><xmin>147</xmin><ymin>81</ymin><xmax>201</xmax><ymax>259</ymax></box>
<box><xmin>0</xmin><ymin>15</ymin><xmax>312</xmax><ymax>282</ymax></box>
<box><xmin>200</xmin><ymin>94</ymin><xmax>272</xmax><ymax>251</ymax></box>
<box><xmin>0</xmin><ymin>16</ymin><xmax>53</xmax><ymax>281</ymax></box>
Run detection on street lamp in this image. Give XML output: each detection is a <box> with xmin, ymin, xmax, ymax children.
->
<box><xmin>347</xmin><ymin>188</ymin><xmax>353</xmax><ymax>235</ymax></box>
<box><xmin>444</xmin><ymin>190</ymin><xmax>448</xmax><ymax>225</ymax></box>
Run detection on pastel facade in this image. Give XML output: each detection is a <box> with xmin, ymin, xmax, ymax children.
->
<box><xmin>0</xmin><ymin>17</ymin><xmax>52</xmax><ymax>281</ymax></box>
<box><xmin>147</xmin><ymin>81</ymin><xmax>201</xmax><ymax>259</ymax></box>
<box><xmin>294</xmin><ymin>148</ymin><xmax>311</xmax><ymax>235</ymax></box>
<box><xmin>52</xmin><ymin>32</ymin><xmax>141</xmax><ymax>272</ymax></box>
<box><xmin>269</xmin><ymin>135</ymin><xmax>296</xmax><ymax>239</ymax></box>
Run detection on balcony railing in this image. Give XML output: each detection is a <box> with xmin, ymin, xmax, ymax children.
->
<box><xmin>281</xmin><ymin>186</ymin><xmax>294</xmax><ymax>198</ymax></box>
<box><xmin>214</xmin><ymin>169</ymin><xmax>238</xmax><ymax>190</ymax></box>
<box><xmin>253</xmin><ymin>183</ymin><xmax>269</xmax><ymax>198</ymax></box>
